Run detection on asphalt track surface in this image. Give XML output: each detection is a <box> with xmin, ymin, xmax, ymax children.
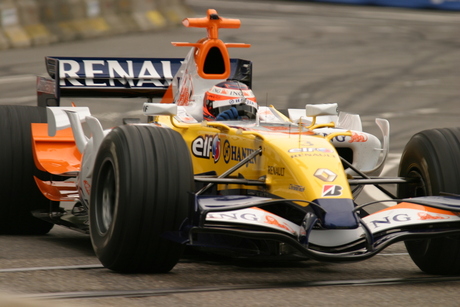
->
<box><xmin>1</xmin><ymin>0</ymin><xmax>460</xmax><ymax>306</ymax></box>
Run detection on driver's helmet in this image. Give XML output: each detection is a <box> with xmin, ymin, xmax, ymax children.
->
<box><xmin>203</xmin><ymin>81</ymin><xmax>258</xmax><ymax>121</ymax></box>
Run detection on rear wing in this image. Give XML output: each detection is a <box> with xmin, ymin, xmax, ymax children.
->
<box><xmin>37</xmin><ymin>56</ymin><xmax>252</xmax><ymax>107</ymax></box>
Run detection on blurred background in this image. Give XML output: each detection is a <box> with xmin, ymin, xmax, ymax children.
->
<box><xmin>0</xmin><ymin>0</ymin><xmax>458</xmax><ymax>50</ymax></box>
<box><xmin>1</xmin><ymin>0</ymin><xmax>459</xmax><ymax>157</ymax></box>
<box><xmin>0</xmin><ymin>0</ymin><xmax>192</xmax><ymax>50</ymax></box>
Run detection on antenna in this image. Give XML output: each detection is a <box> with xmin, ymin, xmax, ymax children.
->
<box><xmin>236</xmin><ymin>81</ymin><xmax>247</xmax><ymax>105</ymax></box>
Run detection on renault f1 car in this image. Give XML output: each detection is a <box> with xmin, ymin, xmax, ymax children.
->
<box><xmin>2</xmin><ymin>9</ymin><xmax>460</xmax><ymax>275</ymax></box>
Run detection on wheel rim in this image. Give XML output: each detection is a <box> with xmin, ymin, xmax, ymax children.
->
<box><xmin>95</xmin><ymin>159</ymin><xmax>116</xmax><ymax>235</ymax></box>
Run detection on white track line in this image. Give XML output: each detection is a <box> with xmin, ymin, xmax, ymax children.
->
<box><xmin>0</xmin><ymin>264</ymin><xmax>103</xmax><ymax>273</ymax></box>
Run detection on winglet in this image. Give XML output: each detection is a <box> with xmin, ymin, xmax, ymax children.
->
<box><xmin>182</xmin><ymin>9</ymin><xmax>241</xmax><ymax>39</ymax></box>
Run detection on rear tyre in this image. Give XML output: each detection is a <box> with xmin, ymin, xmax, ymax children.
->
<box><xmin>90</xmin><ymin>125</ymin><xmax>194</xmax><ymax>273</ymax></box>
<box><xmin>0</xmin><ymin>106</ymin><xmax>54</xmax><ymax>234</ymax></box>
<box><xmin>398</xmin><ymin>128</ymin><xmax>460</xmax><ymax>274</ymax></box>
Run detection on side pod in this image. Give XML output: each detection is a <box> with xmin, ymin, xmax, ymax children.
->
<box><xmin>31</xmin><ymin>123</ymin><xmax>80</xmax><ymax>201</ymax></box>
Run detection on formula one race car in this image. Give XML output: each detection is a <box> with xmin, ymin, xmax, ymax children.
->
<box><xmin>2</xmin><ymin>9</ymin><xmax>460</xmax><ymax>275</ymax></box>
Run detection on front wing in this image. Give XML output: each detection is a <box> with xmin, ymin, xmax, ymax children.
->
<box><xmin>176</xmin><ymin>195</ymin><xmax>460</xmax><ymax>262</ymax></box>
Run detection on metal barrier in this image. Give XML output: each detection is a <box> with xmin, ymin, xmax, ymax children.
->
<box><xmin>312</xmin><ymin>0</ymin><xmax>460</xmax><ymax>10</ymax></box>
<box><xmin>71</xmin><ymin>0</ymin><xmax>111</xmax><ymax>38</ymax></box>
<box><xmin>115</xmin><ymin>0</ymin><xmax>167</xmax><ymax>32</ymax></box>
<box><xmin>158</xmin><ymin>0</ymin><xmax>193</xmax><ymax>25</ymax></box>
<box><xmin>36</xmin><ymin>0</ymin><xmax>110</xmax><ymax>40</ymax></box>
<box><xmin>100</xmin><ymin>0</ymin><xmax>129</xmax><ymax>34</ymax></box>
<box><xmin>0</xmin><ymin>0</ymin><xmax>31</xmax><ymax>48</ymax></box>
<box><xmin>0</xmin><ymin>2</ymin><xmax>11</xmax><ymax>50</ymax></box>
<box><xmin>36</xmin><ymin>0</ymin><xmax>79</xmax><ymax>41</ymax></box>
<box><xmin>17</xmin><ymin>0</ymin><xmax>55</xmax><ymax>45</ymax></box>
<box><xmin>0</xmin><ymin>0</ymin><xmax>191</xmax><ymax>50</ymax></box>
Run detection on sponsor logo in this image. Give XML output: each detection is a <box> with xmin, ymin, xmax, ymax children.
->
<box><xmin>177</xmin><ymin>72</ymin><xmax>192</xmax><ymax>106</ymax></box>
<box><xmin>265</xmin><ymin>216</ymin><xmax>295</xmax><ymax>233</ymax></box>
<box><xmin>212</xmin><ymin>136</ymin><xmax>221</xmax><ymax>163</ymax></box>
<box><xmin>209</xmin><ymin>86</ymin><xmax>255</xmax><ymax>98</ymax></box>
<box><xmin>268</xmin><ymin>166</ymin><xmax>285</xmax><ymax>176</ymax></box>
<box><xmin>349</xmin><ymin>132</ymin><xmax>368</xmax><ymax>143</ymax></box>
<box><xmin>207</xmin><ymin>212</ymin><xmax>258</xmax><ymax>221</ymax></box>
<box><xmin>289</xmin><ymin>148</ymin><xmax>337</xmax><ymax>159</ymax></box>
<box><xmin>288</xmin><ymin>148</ymin><xmax>334</xmax><ymax>153</ymax></box>
<box><xmin>418</xmin><ymin>212</ymin><xmax>449</xmax><ymax>220</ymax></box>
<box><xmin>368</xmin><ymin>211</ymin><xmax>453</xmax><ymax>230</ymax></box>
<box><xmin>290</xmin><ymin>152</ymin><xmax>337</xmax><ymax>159</ymax></box>
<box><xmin>322</xmin><ymin>185</ymin><xmax>343</xmax><ymax>197</ymax></box>
<box><xmin>322</xmin><ymin>134</ymin><xmax>347</xmax><ymax>143</ymax></box>
<box><xmin>206</xmin><ymin>211</ymin><xmax>296</xmax><ymax>234</ymax></box>
<box><xmin>314</xmin><ymin>169</ymin><xmax>337</xmax><ymax>182</ymax></box>
<box><xmin>222</xmin><ymin>140</ymin><xmax>258</xmax><ymax>165</ymax></box>
<box><xmin>192</xmin><ymin>135</ymin><xmax>221</xmax><ymax>162</ymax></box>
<box><xmin>300</xmin><ymin>141</ymin><xmax>314</xmax><ymax>147</ymax></box>
<box><xmin>37</xmin><ymin>77</ymin><xmax>56</xmax><ymax>94</ymax></box>
<box><xmin>57</xmin><ymin>58</ymin><xmax>181</xmax><ymax>87</ymax></box>
<box><xmin>83</xmin><ymin>180</ymin><xmax>91</xmax><ymax>195</ymax></box>
<box><xmin>223</xmin><ymin>140</ymin><xmax>231</xmax><ymax>163</ymax></box>
<box><xmin>322</xmin><ymin>132</ymin><xmax>369</xmax><ymax>143</ymax></box>
<box><xmin>368</xmin><ymin>214</ymin><xmax>411</xmax><ymax>229</ymax></box>
<box><xmin>228</xmin><ymin>98</ymin><xmax>244</xmax><ymax>105</ymax></box>
<box><xmin>289</xmin><ymin>184</ymin><xmax>305</xmax><ymax>192</ymax></box>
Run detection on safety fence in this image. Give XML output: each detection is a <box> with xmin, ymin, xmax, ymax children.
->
<box><xmin>311</xmin><ymin>0</ymin><xmax>460</xmax><ymax>10</ymax></box>
<box><xmin>0</xmin><ymin>0</ymin><xmax>191</xmax><ymax>50</ymax></box>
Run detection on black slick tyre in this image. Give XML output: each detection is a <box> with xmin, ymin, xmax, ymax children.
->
<box><xmin>90</xmin><ymin>125</ymin><xmax>194</xmax><ymax>273</ymax></box>
<box><xmin>0</xmin><ymin>105</ymin><xmax>54</xmax><ymax>234</ymax></box>
<box><xmin>398</xmin><ymin>127</ymin><xmax>460</xmax><ymax>274</ymax></box>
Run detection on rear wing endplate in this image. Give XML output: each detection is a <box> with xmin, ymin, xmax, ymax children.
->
<box><xmin>37</xmin><ymin>56</ymin><xmax>252</xmax><ymax>106</ymax></box>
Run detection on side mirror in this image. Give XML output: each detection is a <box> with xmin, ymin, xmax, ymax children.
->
<box><xmin>305</xmin><ymin>103</ymin><xmax>338</xmax><ymax>117</ymax></box>
<box><xmin>143</xmin><ymin>102</ymin><xmax>177</xmax><ymax>116</ymax></box>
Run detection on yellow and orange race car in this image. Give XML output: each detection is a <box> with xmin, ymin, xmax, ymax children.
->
<box><xmin>2</xmin><ymin>9</ymin><xmax>460</xmax><ymax>275</ymax></box>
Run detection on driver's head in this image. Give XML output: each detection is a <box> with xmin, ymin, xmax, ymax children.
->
<box><xmin>203</xmin><ymin>81</ymin><xmax>258</xmax><ymax>121</ymax></box>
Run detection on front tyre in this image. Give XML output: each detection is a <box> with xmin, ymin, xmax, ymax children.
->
<box><xmin>398</xmin><ymin>128</ymin><xmax>460</xmax><ymax>274</ymax></box>
<box><xmin>90</xmin><ymin>125</ymin><xmax>194</xmax><ymax>273</ymax></box>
